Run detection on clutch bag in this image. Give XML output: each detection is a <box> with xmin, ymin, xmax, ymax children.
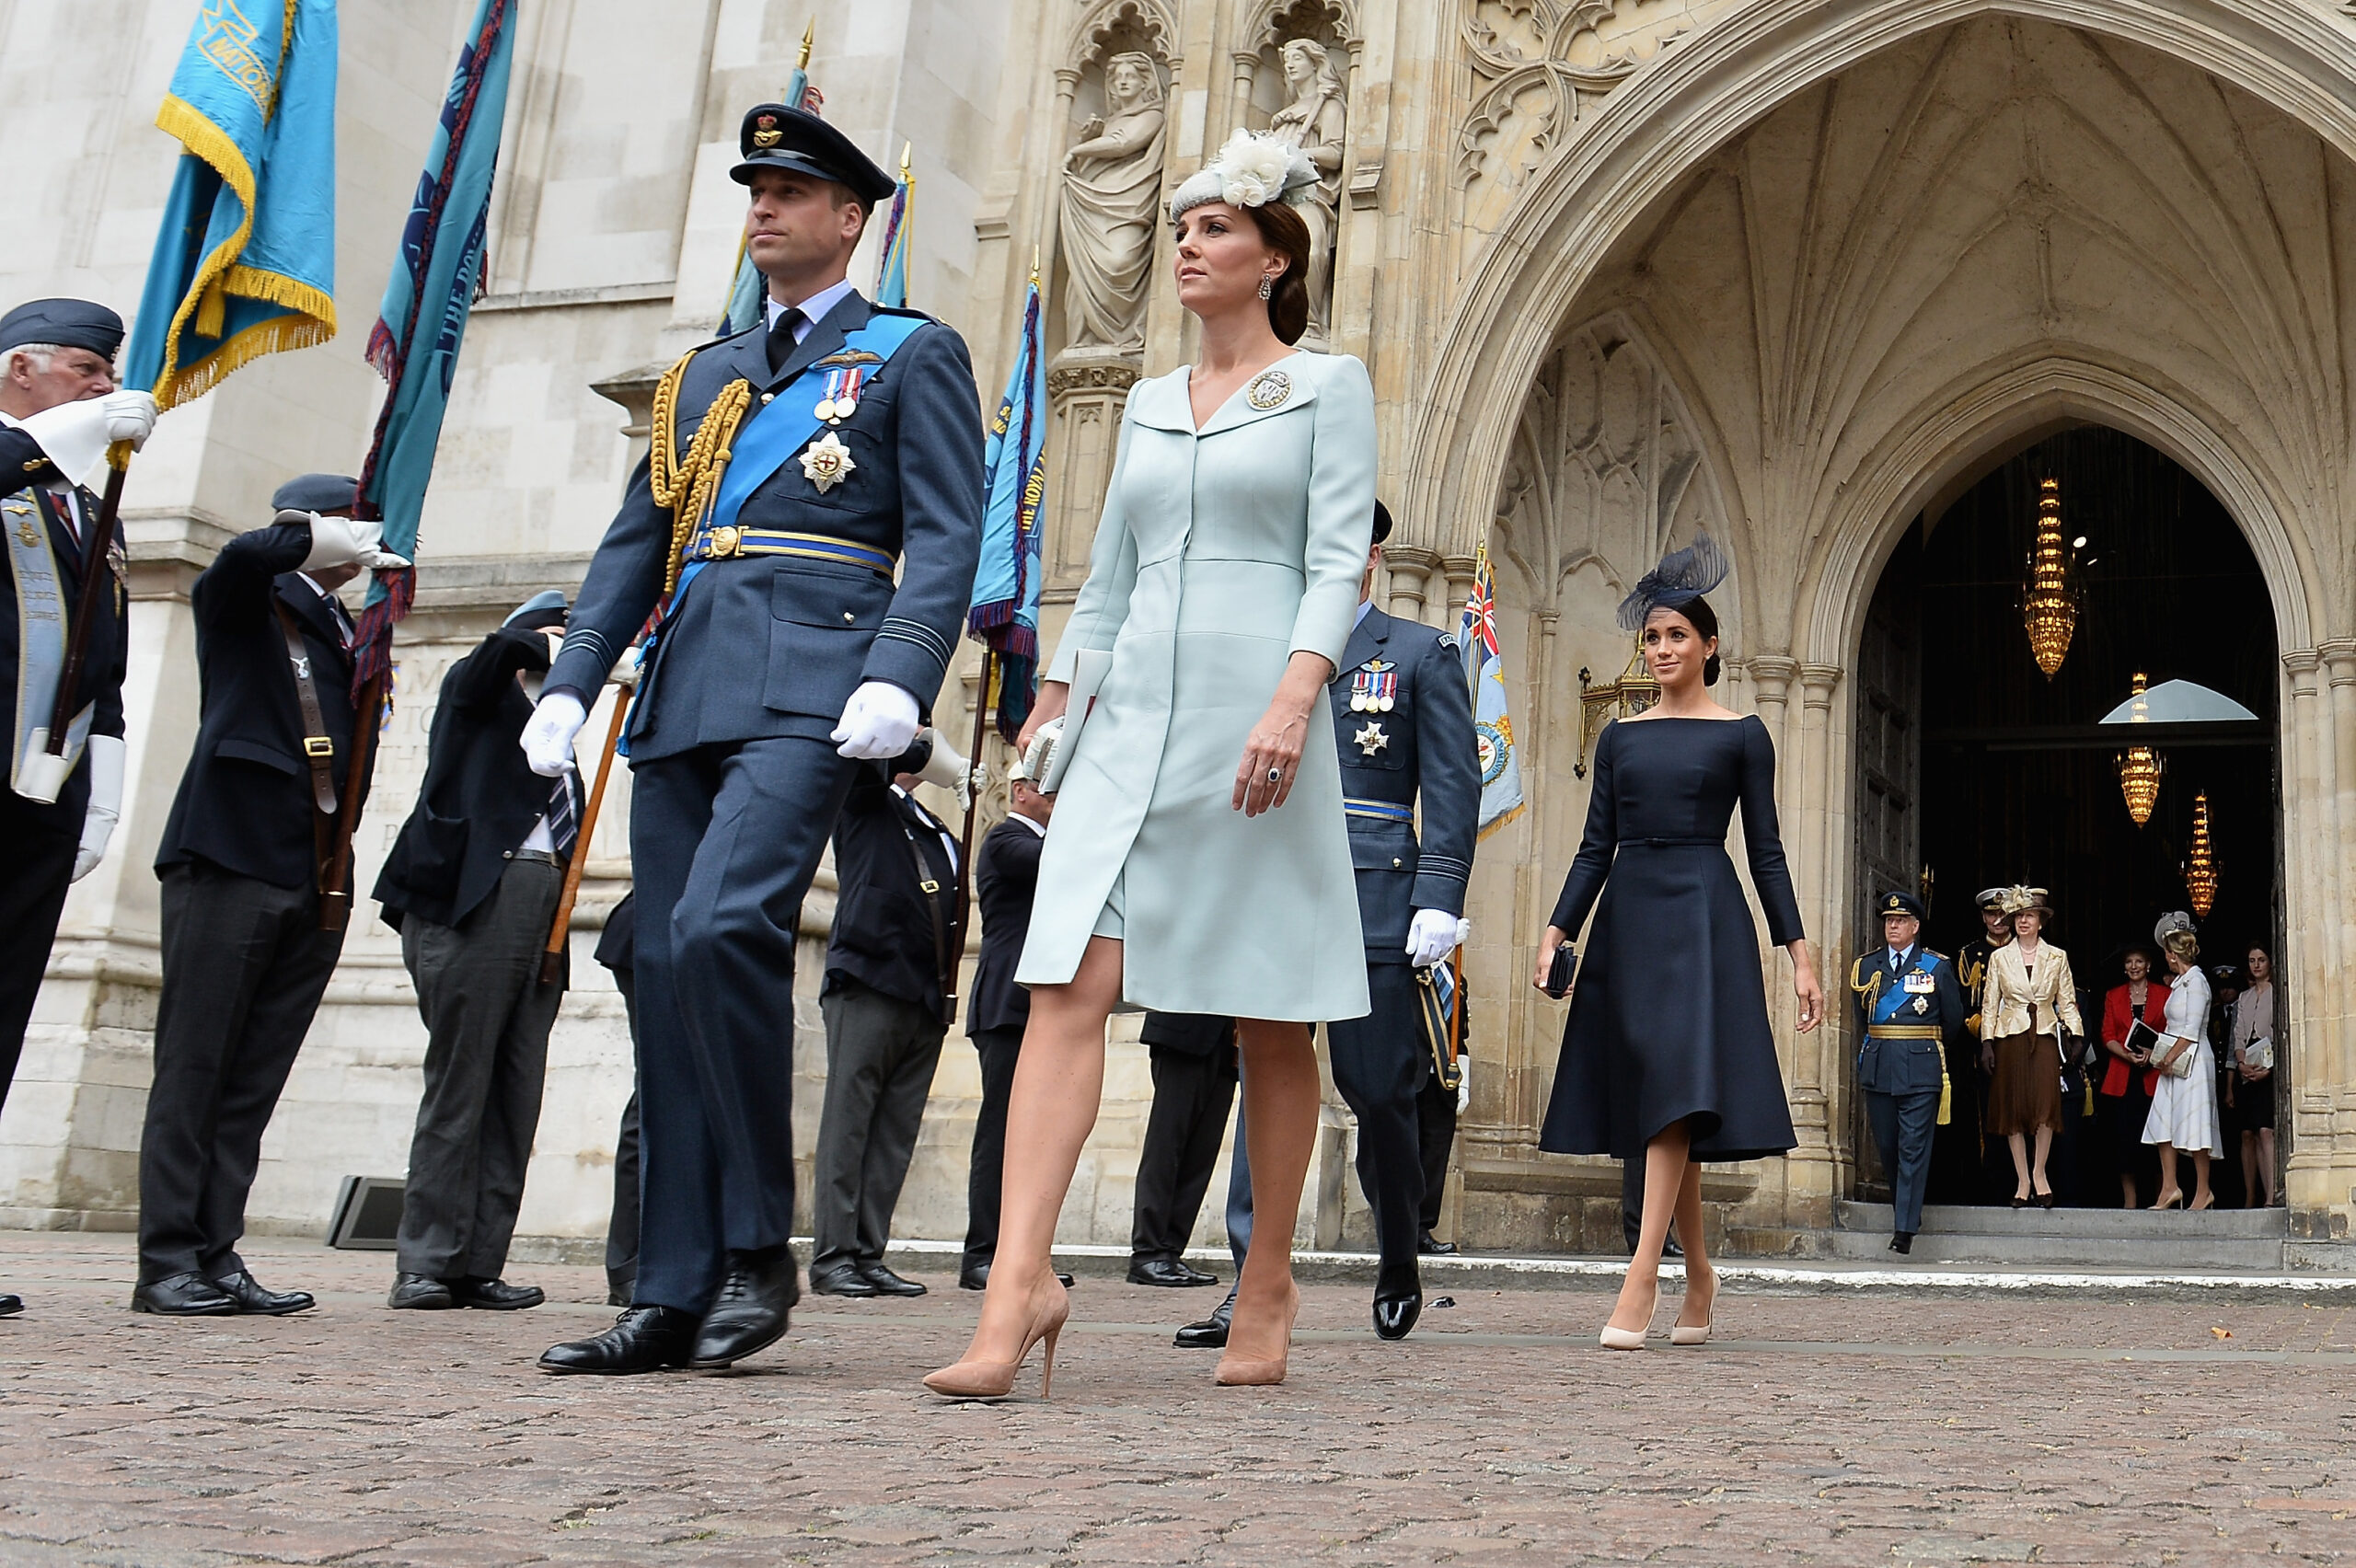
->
<box><xmin>1543</xmin><ymin>944</ymin><xmax>1576</xmax><ymax>999</ymax></box>
<box><xmin>2129</xmin><ymin>1020</ymin><xmax>2193</xmax><ymax>1078</ymax></box>
<box><xmin>2244</xmin><ymin>1037</ymin><xmax>2275</xmax><ymax>1071</ymax></box>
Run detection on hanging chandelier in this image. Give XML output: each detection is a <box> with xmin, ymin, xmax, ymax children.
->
<box><xmin>2116</xmin><ymin>672</ymin><xmax>2163</xmax><ymax>824</ymax></box>
<box><xmin>2022</xmin><ymin>476</ymin><xmax>2080</xmax><ymax>679</ymax></box>
<box><xmin>2184</xmin><ymin>790</ymin><xmax>2218</xmax><ymax>917</ymax></box>
<box><xmin>1575</xmin><ymin>637</ymin><xmax>1660</xmax><ymax>778</ymax></box>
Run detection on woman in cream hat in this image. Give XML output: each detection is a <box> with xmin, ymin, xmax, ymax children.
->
<box><xmin>2142</xmin><ymin>913</ymin><xmax>2224</xmax><ymax>1208</ymax></box>
<box><xmin>1978</xmin><ymin>885</ymin><xmax>2082</xmax><ymax>1207</ymax></box>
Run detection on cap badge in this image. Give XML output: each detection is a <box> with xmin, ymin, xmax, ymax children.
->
<box><xmin>752</xmin><ymin>113</ymin><xmax>782</xmax><ymax>149</ymax></box>
<box><xmin>800</xmin><ymin>431</ymin><xmax>857</xmax><ymax>494</ymax></box>
<box><xmin>1246</xmin><ymin>368</ymin><xmax>1293</xmax><ymax>410</ymax></box>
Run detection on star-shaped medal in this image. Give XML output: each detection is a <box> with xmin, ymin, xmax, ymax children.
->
<box><xmin>1355</xmin><ymin>721</ymin><xmax>1389</xmax><ymax>755</ymax></box>
<box><xmin>800</xmin><ymin>431</ymin><xmax>857</xmax><ymax>494</ymax></box>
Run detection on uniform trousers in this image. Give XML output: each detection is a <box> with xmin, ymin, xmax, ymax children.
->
<box><xmin>138</xmin><ymin>862</ymin><xmax>344</xmax><ymax>1283</ymax></box>
<box><xmin>0</xmin><ymin>774</ymin><xmax>87</xmax><ymax>1110</ymax></box>
<box><xmin>395</xmin><ymin>856</ymin><xmax>565</xmax><ymax>1282</ymax></box>
<box><xmin>1415</xmin><ymin>1064</ymin><xmax>1457</xmax><ymax>1234</ymax></box>
<box><xmin>962</xmin><ymin>1024</ymin><xmax>1023</xmax><ymax>1274</ymax></box>
<box><xmin>1326</xmin><ymin>962</ymin><xmax>1428</xmax><ymax>1290</ymax></box>
<box><xmin>1130</xmin><ymin>1040</ymin><xmax>1239</xmax><ymax>1263</ymax></box>
<box><xmin>1866</xmin><ymin>1087</ymin><xmax>1941</xmax><ymax>1236</ymax></box>
<box><xmin>812</xmin><ymin>977</ymin><xmax>944</xmax><ymax>1272</ymax></box>
<box><xmin>629</xmin><ymin>733</ymin><xmax>858</xmax><ymax>1313</ymax></box>
<box><xmin>606</xmin><ymin>964</ymin><xmax>641</xmax><ymax>1305</ymax></box>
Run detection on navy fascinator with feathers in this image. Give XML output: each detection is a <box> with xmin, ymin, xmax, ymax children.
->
<box><xmin>1616</xmin><ymin>532</ymin><xmax>1729</xmax><ymax>632</ymax></box>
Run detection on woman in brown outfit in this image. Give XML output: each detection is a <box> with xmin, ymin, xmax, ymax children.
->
<box><xmin>1978</xmin><ymin>886</ymin><xmax>2083</xmax><ymax>1207</ymax></box>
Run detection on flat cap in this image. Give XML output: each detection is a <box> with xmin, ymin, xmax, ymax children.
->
<box><xmin>1877</xmin><ymin>890</ymin><xmax>1925</xmax><ymax>922</ymax></box>
<box><xmin>730</xmin><ymin>103</ymin><xmax>896</xmax><ymax>206</ymax></box>
<box><xmin>0</xmin><ymin>297</ymin><xmax>125</xmax><ymax>358</ymax></box>
<box><xmin>271</xmin><ymin>473</ymin><xmax>360</xmax><ymax>514</ymax></box>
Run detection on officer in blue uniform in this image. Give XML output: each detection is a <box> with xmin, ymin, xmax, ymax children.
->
<box><xmin>1850</xmin><ymin>890</ymin><xmax>1967</xmax><ymax>1255</ymax></box>
<box><xmin>532</xmin><ymin>105</ymin><xmax>984</xmax><ymax>1375</ymax></box>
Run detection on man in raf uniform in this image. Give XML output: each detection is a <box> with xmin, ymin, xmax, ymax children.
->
<box><xmin>138</xmin><ymin>475</ymin><xmax>400</xmax><ymax>1317</ymax></box>
<box><xmin>1179</xmin><ymin>502</ymin><xmax>1477</xmax><ymax>1346</ymax></box>
<box><xmin>530</xmin><ymin>105</ymin><xmax>984</xmax><ymax>1375</ymax></box>
<box><xmin>0</xmin><ymin>298</ymin><xmax>155</xmax><ymax>1320</ymax></box>
<box><xmin>1850</xmin><ymin>890</ymin><xmax>1967</xmax><ymax>1255</ymax></box>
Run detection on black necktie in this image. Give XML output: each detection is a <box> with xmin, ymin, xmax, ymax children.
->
<box><xmin>547</xmin><ymin>772</ymin><xmax>577</xmax><ymax>859</ymax></box>
<box><xmin>766</xmin><ymin>306</ymin><xmax>805</xmax><ymax>375</ymax></box>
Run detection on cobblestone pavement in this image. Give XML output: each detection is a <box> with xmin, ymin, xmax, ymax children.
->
<box><xmin>3</xmin><ymin>1233</ymin><xmax>2352</xmax><ymax>1566</ymax></box>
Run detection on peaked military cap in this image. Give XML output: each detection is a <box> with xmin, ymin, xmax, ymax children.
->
<box><xmin>502</xmin><ymin>589</ymin><xmax>570</xmax><ymax>629</ymax></box>
<box><xmin>731</xmin><ymin>103</ymin><xmax>896</xmax><ymax>206</ymax></box>
<box><xmin>1878</xmin><ymin>890</ymin><xmax>1925</xmax><ymax>922</ymax></box>
<box><xmin>271</xmin><ymin>472</ymin><xmax>360</xmax><ymax>514</ymax></box>
<box><xmin>0</xmin><ymin>297</ymin><xmax>125</xmax><ymax>358</ymax></box>
<box><xmin>1370</xmin><ymin>499</ymin><xmax>1394</xmax><ymax>546</ymax></box>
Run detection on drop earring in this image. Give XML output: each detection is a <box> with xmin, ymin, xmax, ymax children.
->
<box><xmin>1257</xmin><ymin>275</ymin><xmax>1274</xmax><ymax>300</ymax></box>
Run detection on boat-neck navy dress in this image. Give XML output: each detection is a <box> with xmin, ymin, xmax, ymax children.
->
<box><xmin>1539</xmin><ymin>714</ymin><xmax>1803</xmax><ymax>1162</ymax></box>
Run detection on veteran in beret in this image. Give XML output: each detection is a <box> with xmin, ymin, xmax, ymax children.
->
<box><xmin>0</xmin><ymin>298</ymin><xmax>156</xmax><ymax>1320</ymax></box>
<box><xmin>532</xmin><ymin>106</ymin><xmax>985</xmax><ymax>1375</ymax></box>
<box><xmin>1849</xmin><ymin>890</ymin><xmax>1968</xmax><ymax>1254</ymax></box>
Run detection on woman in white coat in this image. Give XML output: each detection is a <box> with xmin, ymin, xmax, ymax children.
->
<box><xmin>926</xmin><ymin>132</ymin><xmax>1377</xmax><ymax>1398</ymax></box>
<box><xmin>2143</xmin><ymin>916</ymin><xmax>2223</xmax><ymax>1209</ymax></box>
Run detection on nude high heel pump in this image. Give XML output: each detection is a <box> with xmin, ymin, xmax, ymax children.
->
<box><xmin>1215</xmin><ymin>1284</ymin><xmax>1300</xmax><ymax>1387</ymax></box>
<box><xmin>923</xmin><ymin>1287</ymin><xmax>1069</xmax><ymax>1400</ymax></box>
<box><xmin>1669</xmin><ymin>1273</ymin><xmax>1715</xmax><ymax>1347</ymax></box>
<box><xmin>1600</xmin><ymin>1284</ymin><xmax>1657</xmax><ymax>1350</ymax></box>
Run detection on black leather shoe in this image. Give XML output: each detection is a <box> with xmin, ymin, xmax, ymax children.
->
<box><xmin>451</xmin><ymin>1276</ymin><xmax>544</xmax><ymax>1309</ymax></box>
<box><xmin>1417</xmin><ymin>1232</ymin><xmax>1459</xmax><ymax>1256</ymax></box>
<box><xmin>1174</xmin><ymin>1289</ymin><xmax>1235</xmax><ymax>1349</ymax></box>
<box><xmin>1128</xmin><ymin>1256</ymin><xmax>1217</xmax><ymax>1288</ymax></box>
<box><xmin>132</xmin><ymin>1273</ymin><xmax>238</xmax><ymax>1316</ymax></box>
<box><xmin>1374</xmin><ymin>1291</ymin><xmax>1423</xmax><ymax>1341</ymax></box>
<box><xmin>387</xmin><ymin>1273</ymin><xmax>456</xmax><ymax>1309</ymax></box>
<box><xmin>857</xmin><ymin>1262</ymin><xmax>927</xmax><ymax>1297</ymax></box>
<box><xmin>539</xmin><ymin>1306</ymin><xmax>699</xmax><ymax>1375</ymax></box>
<box><xmin>807</xmin><ymin>1261</ymin><xmax>879</xmax><ymax>1297</ymax></box>
<box><xmin>959</xmin><ymin>1263</ymin><xmax>988</xmax><ymax>1291</ymax></box>
<box><xmin>210</xmin><ymin>1270</ymin><xmax>315</xmax><ymax>1315</ymax></box>
<box><xmin>689</xmin><ymin>1250</ymin><xmax>800</xmax><ymax>1369</ymax></box>
<box><xmin>1889</xmin><ymin>1231</ymin><xmax>1915</xmax><ymax>1255</ymax></box>
<box><xmin>0</xmin><ymin>1292</ymin><xmax>22</xmax><ymax>1318</ymax></box>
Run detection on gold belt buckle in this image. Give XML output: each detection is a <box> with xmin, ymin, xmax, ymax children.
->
<box><xmin>304</xmin><ymin>736</ymin><xmax>335</xmax><ymax>759</ymax></box>
<box><xmin>707</xmin><ymin>525</ymin><xmax>742</xmax><ymax>559</ymax></box>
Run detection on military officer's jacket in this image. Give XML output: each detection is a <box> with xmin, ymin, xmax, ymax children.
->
<box><xmin>1850</xmin><ymin>942</ymin><xmax>1968</xmax><ymax>1096</ymax></box>
<box><xmin>0</xmin><ymin>422</ymin><xmax>128</xmax><ymax>802</ymax></box>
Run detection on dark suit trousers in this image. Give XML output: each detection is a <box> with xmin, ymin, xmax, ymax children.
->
<box><xmin>137</xmin><ymin>863</ymin><xmax>343</xmax><ymax>1284</ymax></box>
<box><xmin>1866</xmin><ymin>1087</ymin><xmax>1941</xmax><ymax>1236</ymax></box>
<box><xmin>606</xmin><ymin>965</ymin><xmax>641</xmax><ymax>1302</ymax></box>
<box><xmin>1415</xmin><ymin>1066</ymin><xmax>1457</xmax><ymax>1234</ymax></box>
<box><xmin>963</xmin><ymin>1024</ymin><xmax>1023</xmax><ymax>1272</ymax></box>
<box><xmin>1130</xmin><ymin>1042</ymin><xmax>1239</xmax><ymax>1262</ymax></box>
<box><xmin>630</xmin><ymin>735</ymin><xmax>858</xmax><ymax>1313</ymax></box>
<box><xmin>1326</xmin><ymin>962</ymin><xmax>1427</xmax><ymax>1288</ymax></box>
<box><xmin>396</xmin><ymin>857</ymin><xmax>565</xmax><ymax>1280</ymax></box>
<box><xmin>813</xmin><ymin>977</ymin><xmax>944</xmax><ymax>1270</ymax></box>
<box><xmin>0</xmin><ymin>782</ymin><xmax>85</xmax><ymax>1111</ymax></box>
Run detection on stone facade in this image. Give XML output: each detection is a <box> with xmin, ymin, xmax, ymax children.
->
<box><xmin>11</xmin><ymin>0</ymin><xmax>2356</xmax><ymax>1259</ymax></box>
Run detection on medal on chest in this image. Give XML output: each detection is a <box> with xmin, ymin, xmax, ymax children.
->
<box><xmin>1354</xmin><ymin>721</ymin><xmax>1389</xmax><ymax>756</ymax></box>
<box><xmin>1350</xmin><ymin>659</ymin><xmax>1397</xmax><ymax>713</ymax></box>
<box><xmin>801</xmin><ymin>431</ymin><xmax>857</xmax><ymax>494</ymax></box>
<box><xmin>814</xmin><ymin>366</ymin><xmax>865</xmax><ymax>425</ymax></box>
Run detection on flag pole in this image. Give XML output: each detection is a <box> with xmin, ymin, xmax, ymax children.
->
<box><xmin>40</xmin><ymin>447</ymin><xmax>131</xmax><ymax>756</ymax></box>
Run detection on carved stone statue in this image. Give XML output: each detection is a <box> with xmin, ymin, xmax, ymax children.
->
<box><xmin>1058</xmin><ymin>52</ymin><xmax>1166</xmax><ymax>352</ymax></box>
<box><xmin>1267</xmin><ymin>39</ymin><xmax>1347</xmax><ymax>343</ymax></box>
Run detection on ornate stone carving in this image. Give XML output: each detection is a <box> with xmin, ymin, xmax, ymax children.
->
<box><xmin>1058</xmin><ymin>46</ymin><xmax>1168</xmax><ymax>352</ymax></box>
<box><xmin>1047</xmin><ymin>357</ymin><xmax>1142</xmax><ymax>400</ymax></box>
<box><xmin>1266</xmin><ymin>37</ymin><xmax>1348</xmax><ymax>345</ymax></box>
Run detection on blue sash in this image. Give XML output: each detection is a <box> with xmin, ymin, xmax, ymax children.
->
<box><xmin>1871</xmin><ymin>951</ymin><xmax>1940</xmax><ymax>1027</ymax></box>
<box><xmin>6</xmin><ymin>490</ymin><xmax>93</xmax><ymax>795</ymax></box>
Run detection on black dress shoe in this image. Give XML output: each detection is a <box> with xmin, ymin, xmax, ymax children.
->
<box><xmin>1889</xmin><ymin>1232</ymin><xmax>1914</xmax><ymax>1255</ymax></box>
<box><xmin>1663</xmin><ymin>1235</ymin><xmax>1684</xmax><ymax>1260</ymax></box>
<box><xmin>1417</xmin><ymin>1233</ymin><xmax>1459</xmax><ymax>1256</ymax></box>
<box><xmin>689</xmin><ymin>1250</ymin><xmax>801</xmax><ymax>1369</ymax></box>
<box><xmin>857</xmin><ymin>1262</ymin><xmax>927</xmax><ymax>1297</ymax></box>
<box><xmin>131</xmin><ymin>1273</ymin><xmax>238</xmax><ymax>1316</ymax></box>
<box><xmin>0</xmin><ymin>1292</ymin><xmax>21</xmax><ymax>1318</ymax></box>
<box><xmin>451</xmin><ymin>1276</ymin><xmax>545</xmax><ymax>1310</ymax></box>
<box><xmin>1374</xmin><ymin>1291</ymin><xmax>1424</xmax><ymax>1341</ymax></box>
<box><xmin>960</xmin><ymin>1262</ymin><xmax>1073</xmax><ymax>1291</ymax></box>
<box><xmin>1174</xmin><ymin>1289</ymin><xmax>1235</xmax><ymax>1349</ymax></box>
<box><xmin>807</xmin><ymin>1261</ymin><xmax>879</xmax><ymax>1297</ymax></box>
<box><xmin>539</xmin><ymin>1306</ymin><xmax>699</xmax><ymax>1375</ymax></box>
<box><xmin>210</xmin><ymin>1270</ymin><xmax>315</xmax><ymax>1315</ymax></box>
<box><xmin>1128</xmin><ymin>1256</ymin><xmax>1217</xmax><ymax>1288</ymax></box>
<box><xmin>387</xmin><ymin>1274</ymin><xmax>456</xmax><ymax>1309</ymax></box>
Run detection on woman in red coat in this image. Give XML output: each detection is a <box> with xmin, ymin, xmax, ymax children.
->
<box><xmin>2096</xmin><ymin>943</ymin><xmax>2170</xmax><ymax>1208</ymax></box>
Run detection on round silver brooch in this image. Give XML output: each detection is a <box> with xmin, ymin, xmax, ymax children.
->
<box><xmin>1246</xmin><ymin>369</ymin><xmax>1293</xmax><ymax>410</ymax></box>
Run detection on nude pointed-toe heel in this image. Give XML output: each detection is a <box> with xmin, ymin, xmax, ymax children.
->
<box><xmin>1668</xmin><ymin>1320</ymin><xmax>1712</xmax><ymax>1347</ymax></box>
<box><xmin>1215</xmin><ymin>1286</ymin><xmax>1299</xmax><ymax>1387</ymax></box>
<box><xmin>922</xmin><ymin>1291</ymin><xmax>1069</xmax><ymax>1401</ymax></box>
<box><xmin>1599</xmin><ymin>1324</ymin><xmax>1649</xmax><ymax>1351</ymax></box>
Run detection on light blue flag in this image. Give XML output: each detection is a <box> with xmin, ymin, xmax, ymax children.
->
<box><xmin>350</xmin><ymin>0</ymin><xmax>515</xmax><ymax>685</ymax></box>
<box><xmin>720</xmin><ymin>58</ymin><xmax>818</xmax><ymax>334</ymax></box>
<box><xmin>967</xmin><ymin>271</ymin><xmax>1047</xmax><ymax>743</ymax></box>
<box><xmin>121</xmin><ymin>0</ymin><xmax>340</xmax><ymax>408</ymax></box>
<box><xmin>1458</xmin><ymin>542</ymin><xmax>1526</xmax><ymax>837</ymax></box>
<box><xmin>873</xmin><ymin>146</ymin><xmax>912</xmax><ymax>309</ymax></box>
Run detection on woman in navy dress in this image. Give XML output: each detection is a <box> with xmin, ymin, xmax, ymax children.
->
<box><xmin>1532</xmin><ymin>536</ymin><xmax>1823</xmax><ymax>1349</ymax></box>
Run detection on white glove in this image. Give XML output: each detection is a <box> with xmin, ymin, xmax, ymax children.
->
<box><xmin>523</xmin><ymin>693</ymin><xmax>586</xmax><ymax>778</ymax></box>
<box><xmin>609</xmin><ymin>644</ymin><xmax>646</xmax><ymax>690</ymax></box>
<box><xmin>914</xmin><ymin>730</ymin><xmax>972</xmax><ymax>810</ymax></box>
<box><xmin>297</xmin><ymin>512</ymin><xmax>411</xmax><ymax>571</ymax></box>
<box><xmin>1456</xmin><ymin>1055</ymin><xmax>1471</xmax><ymax>1113</ymax></box>
<box><xmin>18</xmin><ymin>390</ymin><xmax>157</xmax><ymax>486</ymax></box>
<box><xmin>1406</xmin><ymin>907</ymin><xmax>1462</xmax><ymax>969</ymax></box>
<box><xmin>832</xmin><ymin>680</ymin><xmax>920</xmax><ymax>761</ymax></box>
<box><xmin>72</xmin><ymin>734</ymin><xmax>125</xmax><ymax>882</ymax></box>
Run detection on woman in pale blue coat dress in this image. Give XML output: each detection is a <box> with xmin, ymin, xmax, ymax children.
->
<box><xmin>928</xmin><ymin>133</ymin><xmax>1375</xmax><ymax>1398</ymax></box>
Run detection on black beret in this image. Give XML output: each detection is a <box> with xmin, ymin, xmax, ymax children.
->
<box><xmin>271</xmin><ymin>473</ymin><xmax>361</xmax><ymax>514</ymax></box>
<box><xmin>0</xmin><ymin>297</ymin><xmax>124</xmax><ymax>358</ymax></box>
<box><xmin>1877</xmin><ymin>890</ymin><xmax>1925</xmax><ymax>922</ymax></box>
<box><xmin>1370</xmin><ymin>500</ymin><xmax>1393</xmax><ymax>547</ymax></box>
<box><xmin>730</xmin><ymin>103</ymin><xmax>896</xmax><ymax>207</ymax></box>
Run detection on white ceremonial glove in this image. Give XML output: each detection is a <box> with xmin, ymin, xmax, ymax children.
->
<box><xmin>1457</xmin><ymin>1055</ymin><xmax>1472</xmax><ymax>1113</ymax></box>
<box><xmin>523</xmin><ymin>693</ymin><xmax>587</xmax><ymax>778</ymax></box>
<box><xmin>915</xmin><ymin>730</ymin><xmax>972</xmax><ymax>810</ymax></box>
<box><xmin>832</xmin><ymin>680</ymin><xmax>921</xmax><ymax>761</ymax></box>
<box><xmin>297</xmin><ymin>512</ymin><xmax>412</xmax><ymax>571</ymax></box>
<box><xmin>1406</xmin><ymin>907</ymin><xmax>1462</xmax><ymax>969</ymax></box>
<box><xmin>1457</xmin><ymin>917</ymin><xmax>1472</xmax><ymax>949</ymax></box>
<box><xmin>71</xmin><ymin>734</ymin><xmax>125</xmax><ymax>882</ymax></box>
<box><xmin>18</xmin><ymin>390</ymin><xmax>157</xmax><ymax>486</ymax></box>
<box><xmin>609</xmin><ymin>643</ymin><xmax>646</xmax><ymax>689</ymax></box>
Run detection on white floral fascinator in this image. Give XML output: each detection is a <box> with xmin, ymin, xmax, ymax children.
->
<box><xmin>1169</xmin><ymin>129</ymin><xmax>1319</xmax><ymax>221</ymax></box>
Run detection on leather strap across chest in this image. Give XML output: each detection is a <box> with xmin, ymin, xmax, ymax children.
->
<box><xmin>273</xmin><ymin>600</ymin><xmax>350</xmax><ymax>930</ymax></box>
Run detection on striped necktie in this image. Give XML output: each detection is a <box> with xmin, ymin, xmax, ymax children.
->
<box><xmin>547</xmin><ymin>772</ymin><xmax>578</xmax><ymax>859</ymax></box>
